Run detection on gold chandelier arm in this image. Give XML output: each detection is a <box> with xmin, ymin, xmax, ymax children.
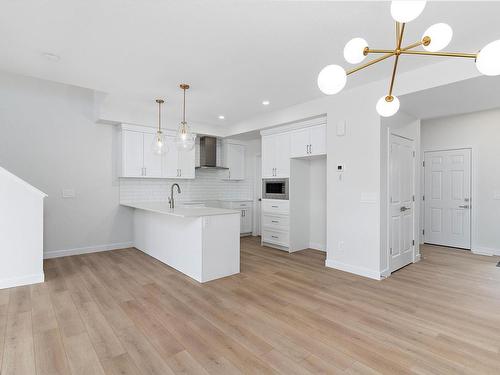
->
<box><xmin>396</xmin><ymin>22</ymin><xmax>401</xmax><ymax>45</ymax></box>
<box><xmin>346</xmin><ymin>52</ymin><xmax>396</xmax><ymax>76</ymax></box>
<box><xmin>388</xmin><ymin>23</ymin><xmax>406</xmax><ymax>98</ymax></box>
<box><xmin>400</xmin><ymin>50</ymin><xmax>477</xmax><ymax>58</ymax></box>
<box><xmin>366</xmin><ymin>49</ymin><xmax>395</xmax><ymax>54</ymax></box>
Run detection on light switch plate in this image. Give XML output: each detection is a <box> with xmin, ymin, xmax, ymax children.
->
<box><xmin>62</xmin><ymin>188</ymin><xmax>76</xmax><ymax>198</ymax></box>
<box><xmin>336</xmin><ymin>120</ymin><xmax>346</xmax><ymax>136</ymax></box>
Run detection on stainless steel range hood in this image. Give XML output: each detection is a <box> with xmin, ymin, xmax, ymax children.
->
<box><xmin>196</xmin><ymin>136</ymin><xmax>228</xmax><ymax>169</ymax></box>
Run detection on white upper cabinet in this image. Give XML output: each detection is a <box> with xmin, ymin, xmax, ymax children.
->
<box><xmin>290</xmin><ymin>124</ymin><xmax>326</xmax><ymax>158</ymax></box>
<box><xmin>222</xmin><ymin>142</ymin><xmax>245</xmax><ymax>180</ymax></box>
<box><xmin>309</xmin><ymin>124</ymin><xmax>327</xmax><ymax>156</ymax></box>
<box><xmin>261</xmin><ymin>135</ymin><xmax>275</xmax><ymax>178</ymax></box>
<box><xmin>122</xmin><ymin>130</ymin><xmax>144</xmax><ymax>177</ymax></box>
<box><xmin>142</xmin><ymin>133</ymin><xmax>163</xmax><ymax>177</ymax></box>
<box><xmin>162</xmin><ymin>136</ymin><xmax>179</xmax><ymax>178</ymax></box>
<box><xmin>178</xmin><ymin>146</ymin><xmax>196</xmax><ymax>179</ymax></box>
<box><xmin>120</xmin><ymin>124</ymin><xmax>195</xmax><ymax>179</ymax></box>
<box><xmin>262</xmin><ymin>133</ymin><xmax>290</xmax><ymax>178</ymax></box>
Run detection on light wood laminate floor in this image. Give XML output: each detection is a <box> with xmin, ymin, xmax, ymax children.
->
<box><xmin>1</xmin><ymin>237</ymin><xmax>500</xmax><ymax>374</ymax></box>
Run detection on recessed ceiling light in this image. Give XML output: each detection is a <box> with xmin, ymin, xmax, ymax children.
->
<box><xmin>42</xmin><ymin>52</ymin><xmax>61</xmax><ymax>62</ymax></box>
<box><xmin>218</xmin><ymin>115</ymin><xmax>225</xmax><ymax>120</ymax></box>
<box><xmin>262</xmin><ymin>100</ymin><xmax>270</xmax><ymax>106</ymax></box>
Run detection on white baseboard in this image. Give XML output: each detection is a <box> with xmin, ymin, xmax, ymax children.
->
<box><xmin>414</xmin><ymin>253</ymin><xmax>422</xmax><ymax>262</ymax></box>
<box><xmin>325</xmin><ymin>258</ymin><xmax>381</xmax><ymax>280</ymax></box>
<box><xmin>471</xmin><ymin>246</ymin><xmax>500</xmax><ymax>256</ymax></box>
<box><xmin>309</xmin><ymin>242</ymin><xmax>326</xmax><ymax>252</ymax></box>
<box><xmin>44</xmin><ymin>241</ymin><xmax>134</xmax><ymax>259</ymax></box>
<box><xmin>0</xmin><ymin>272</ymin><xmax>45</xmax><ymax>290</ymax></box>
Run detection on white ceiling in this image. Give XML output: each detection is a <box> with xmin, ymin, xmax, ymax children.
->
<box><xmin>401</xmin><ymin>75</ymin><xmax>500</xmax><ymax>120</ymax></box>
<box><xmin>1</xmin><ymin>1</ymin><xmax>499</xmax><ymax>126</ymax></box>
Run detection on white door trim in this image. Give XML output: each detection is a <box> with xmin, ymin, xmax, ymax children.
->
<box><xmin>422</xmin><ymin>147</ymin><xmax>473</xmax><ymax>251</ymax></box>
<box><xmin>386</xmin><ymin>133</ymin><xmax>418</xmax><ymax>275</ymax></box>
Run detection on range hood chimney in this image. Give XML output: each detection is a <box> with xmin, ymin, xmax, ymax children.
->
<box><xmin>197</xmin><ymin>136</ymin><xmax>228</xmax><ymax>169</ymax></box>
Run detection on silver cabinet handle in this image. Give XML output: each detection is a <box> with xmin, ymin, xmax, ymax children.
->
<box><xmin>459</xmin><ymin>205</ymin><xmax>470</xmax><ymax>209</ymax></box>
<box><xmin>271</xmin><ymin>235</ymin><xmax>279</xmax><ymax>239</ymax></box>
<box><xmin>400</xmin><ymin>206</ymin><xmax>410</xmax><ymax>212</ymax></box>
<box><xmin>271</xmin><ymin>220</ymin><xmax>279</xmax><ymax>223</ymax></box>
<box><xmin>309</xmin><ymin>144</ymin><xmax>312</xmax><ymax>154</ymax></box>
<box><xmin>144</xmin><ymin>167</ymin><xmax>147</xmax><ymax>176</ymax></box>
<box><xmin>271</xmin><ymin>205</ymin><xmax>278</xmax><ymax>208</ymax></box>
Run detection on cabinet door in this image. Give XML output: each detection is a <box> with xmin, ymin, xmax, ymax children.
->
<box><xmin>226</xmin><ymin>143</ymin><xmax>245</xmax><ymax>180</ymax></box>
<box><xmin>162</xmin><ymin>136</ymin><xmax>179</xmax><ymax>178</ymax></box>
<box><xmin>309</xmin><ymin>124</ymin><xmax>327</xmax><ymax>156</ymax></box>
<box><xmin>290</xmin><ymin>128</ymin><xmax>310</xmax><ymax>158</ymax></box>
<box><xmin>275</xmin><ymin>132</ymin><xmax>290</xmax><ymax>178</ymax></box>
<box><xmin>241</xmin><ymin>209</ymin><xmax>252</xmax><ymax>233</ymax></box>
<box><xmin>179</xmin><ymin>147</ymin><xmax>196</xmax><ymax>179</ymax></box>
<box><xmin>261</xmin><ymin>135</ymin><xmax>276</xmax><ymax>178</ymax></box>
<box><xmin>142</xmin><ymin>133</ymin><xmax>163</xmax><ymax>177</ymax></box>
<box><xmin>122</xmin><ymin>130</ymin><xmax>144</xmax><ymax>177</ymax></box>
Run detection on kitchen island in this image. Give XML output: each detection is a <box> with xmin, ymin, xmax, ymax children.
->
<box><xmin>122</xmin><ymin>202</ymin><xmax>240</xmax><ymax>283</ymax></box>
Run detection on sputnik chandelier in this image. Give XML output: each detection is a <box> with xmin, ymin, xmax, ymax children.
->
<box><xmin>317</xmin><ymin>1</ymin><xmax>500</xmax><ymax>117</ymax></box>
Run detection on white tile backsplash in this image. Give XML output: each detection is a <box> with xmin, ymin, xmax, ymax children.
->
<box><xmin>120</xmin><ymin>168</ymin><xmax>253</xmax><ymax>203</ymax></box>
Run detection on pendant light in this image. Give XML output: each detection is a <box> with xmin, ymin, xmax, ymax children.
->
<box><xmin>151</xmin><ymin>99</ymin><xmax>167</xmax><ymax>155</ymax></box>
<box><xmin>317</xmin><ymin>0</ymin><xmax>500</xmax><ymax>117</ymax></box>
<box><xmin>176</xmin><ymin>84</ymin><xmax>196</xmax><ymax>151</ymax></box>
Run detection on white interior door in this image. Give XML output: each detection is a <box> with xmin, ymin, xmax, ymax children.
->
<box><xmin>424</xmin><ymin>149</ymin><xmax>471</xmax><ymax>249</ymax></box>
<box><xmin>389</xmin><ymin>134</ymin><xmax>415</xmax><ymax>272</ymax></box>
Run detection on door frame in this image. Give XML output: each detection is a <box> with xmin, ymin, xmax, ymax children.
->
<box><xmin>386</xmin><ymin>133</ymin><xmax>418</xmax><ymax>275</ymax></box>
<box><xmin>253</xmin><ymin>154</ymin><xmax>262</xmax><ymax>236</ymax></box>
<box><xmin>422</xmin><ymin>147</ymin><xmax>474</xmax><ymax>251</ymax></box>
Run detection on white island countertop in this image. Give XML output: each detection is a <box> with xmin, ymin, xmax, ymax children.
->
<box><xmin>121</xmin><ymin>201</ymin><xmax>239</xmax><ymax>218</ymax></box>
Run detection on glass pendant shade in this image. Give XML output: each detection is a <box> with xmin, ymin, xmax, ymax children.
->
<box><xmin>317</xmin><ymin>64</ymin><xmax>347</xmax><ymax>95</ymax></box>
<box><xmin>176</xmin><ymin>122</ymin><xmax>196</xmax><ymax>151</ymax></box>
<box><xmin>344</xmin><ymin>38</ymin><xmax>368</xmax><ymax>64</ymax></box>
<box><xmin>151</xmin><ymin>131</ymin><xmax>167</xmax><ymax>155</ymax></box>
<box><xmin>476</xmin><ymin>40</ymin><xmax>500</xmax><ymax>76</ymax></box>
<box><xmin>376</xmin><ymin>95</ymin><xmax>400</xmax><ymax>117</ymax></box>
<box><xmin>422</xmin><ymin>23</ymin><xmax>453</xmax><ymax>52</ymax></box>
<box><xmin>390</xmin><ymin>1</ymin><xmax>426</xmax><ymax>23</ymax></box>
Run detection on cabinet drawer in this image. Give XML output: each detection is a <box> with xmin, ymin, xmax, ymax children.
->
<box><xmin>262</xmin><ymin>229</ymin><xmax>289</xmax><ymax>247</ymax></box>
<box><xmin>262</xmin><ymin>214</ymin><xmax>289</xmax><ymax>230</ymax></box>
<box><xmin>262</xmin><ymin>199</ymin><xmax>289</xmax><ymax>214</ymax></box>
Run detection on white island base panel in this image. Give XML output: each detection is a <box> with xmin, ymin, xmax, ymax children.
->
<box><xmin>133</xmin><ymin>209</ymin><xmax>240</xmax><ymax>283</ymax></box>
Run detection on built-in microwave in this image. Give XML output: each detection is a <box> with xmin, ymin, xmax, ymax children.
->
<box><xmin>262</xmin><ymin>178</ymin><xmax>289</xmax><ymax>200</ymax></box>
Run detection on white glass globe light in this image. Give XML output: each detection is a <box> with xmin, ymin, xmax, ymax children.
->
<box><xmin>151</xmin><ymin>131</ymin><xmax>167</xmax><ymax>155</ymax></box>
<box><xmin>390</xmin><ymin>1</ymin><xmax>426</xmax><ymax>23</ymax></box>
<box><xmin>344</xmin><ymin>38</ymin><xmax>368</xmax><ymax>64</ymax></box>
<box><xmin>376</xmin><ymin>95</ymin><xmax>400</xmax><ymax>117</ymax></box>
<box><xmin>476</xmin><ymin>40</ymin><xmax>500</xmax><ymax>76</ymax></box>
<box><xmin>176</xmin><ymin>124</ymin><xmax>196</xmax><ymax>151</ymax></box>
<box><xmin>317</xmin><ymin>65</ymin><xmax>347</xmax><ymax>95</ymax></box>
<box><xmin>422</xmin><ymin>23</ymin><xmax>453</xmax><ymax>52</ymax></box>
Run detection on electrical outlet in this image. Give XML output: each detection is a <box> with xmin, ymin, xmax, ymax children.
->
<box><xmin>338</xmin><ymin>241</ymin><xmax>345</xmax><ymax>253</ymax></box>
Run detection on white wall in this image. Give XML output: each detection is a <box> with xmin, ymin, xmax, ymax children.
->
<box><xmin>0</xmin><ymin>166</ymin><xmax>46</xmax><ymax>288</ymax></box>
<box><xmin>309</xmin><ymin>157</ymin><xmax>327</xmax><ymax>251</ymax></box>
<box><xmin>421</xmin><ymin>107</ymin><xmax>500</xmax><ymax>256</ymax></box>
<box><xmin>0</xmin><ymin>71</ymin><xmax>134</xmax><ymax>258</ymax></box>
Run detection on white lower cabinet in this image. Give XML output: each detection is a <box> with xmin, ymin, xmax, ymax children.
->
<box><xmin>262</xmin><ymin>229</ymin><xmax>289</xmax><ymax>248</ymax></box>
<box><xmin>219</xmin><ymin>200</ymin><xmax>253</xmax><ymax>235</ymax></box>
<box><xmin>261</xmin><ymin>199</ymin><xmax>289</xmax><ymax>250</ymax></box>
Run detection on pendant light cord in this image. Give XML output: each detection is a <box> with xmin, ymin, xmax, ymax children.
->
<box><xmin>158</xmin><ymin>101</ymin><xmax>161</xmax><ymax>133</ymax></box>
<box><xmin>182</xmin><ymin>87</ymin><xmax>186</xmax><ymax>124</ymax></box>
